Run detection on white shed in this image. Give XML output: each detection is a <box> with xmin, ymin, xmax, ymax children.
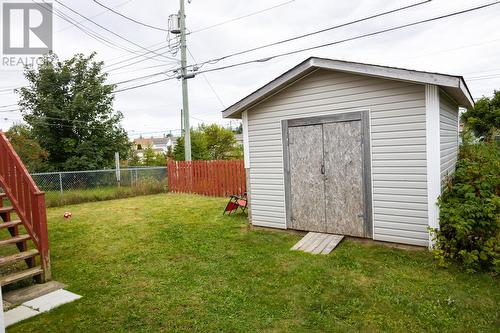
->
<box><xmin>223</xmin><ymin>57</ymin><xmax>473</xmax><ymax>247</ymax></box>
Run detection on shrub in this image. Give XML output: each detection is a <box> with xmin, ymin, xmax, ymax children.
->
<box><xmin>432</xmin><ymin>141</ymin><xmax>500</xmax><ymax>272</ymax></box>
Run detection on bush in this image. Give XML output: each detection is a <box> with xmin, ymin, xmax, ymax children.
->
<box><xmin>432</xmin><ymin>141</ymin><xmax>500</xmax><ymax>272</ymax></box>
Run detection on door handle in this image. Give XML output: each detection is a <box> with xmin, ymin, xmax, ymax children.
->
<box><xmin>321</xmin><ymin>164</ymin><xmax>325</xmax><ymax>174</ymax></box>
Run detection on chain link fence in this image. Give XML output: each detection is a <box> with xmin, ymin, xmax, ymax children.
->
<box><xmin>31</xmin><ymin>167</ymin><xmax>168</xmax><ymax>207</ymax></box>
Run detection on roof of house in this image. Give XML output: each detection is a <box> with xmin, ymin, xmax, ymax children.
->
<box><xmin>133</xmin><ymin>138</ymin><xmax>153</xmax><ymax>146</ymax></box>
<box><xmin>222</xmin><ymin>57</ymin><xmax>474</xmax><ymax>119</ymax></box>
<box><xmin>152</xmin><ymin>137</ymin><xmax>170</xmax><ymax>145</ymax></box>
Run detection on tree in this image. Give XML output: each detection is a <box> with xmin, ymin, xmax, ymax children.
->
<box><xmin>141</xmin><ymin>145</ymin><xmax>167</xmax><ymax>166</ymax></box>
<box><xmin>127</xmin><ymin>149</ymin><xmax>141</xmax><ymax>167</ymax></box>
<box><xmin>203</xmin><ymin>124</ymin><xmax>240</xmax><ymax>160</ymax></box>
<box><xmin>5</xmin><ymin>124</ymin><xmax>49</xmax><ymax>172</ymax></box>
<box><xmin>461</xmin><ymin>90</ymin><xmax>500</xmax><ymax>141</ymax></box>
<box><xmin>173</xmin><ymin>124</ymin><xmax>242</xmax><ymax>161</ymax></box>
<box><xmin>17</xmin><ymin>52</ymin><xmax>130</xmax><ymax>171</ymax></box>
<box><xmin>173</xmin><ymin>128</ymin><xmax>210</xmax><ymax>161</ymax></box>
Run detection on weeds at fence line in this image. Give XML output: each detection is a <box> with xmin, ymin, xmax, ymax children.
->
<box><xmin>30</xmin><ymin>167</ymin><xmax>168</xmax><ymax>207</ymax></box>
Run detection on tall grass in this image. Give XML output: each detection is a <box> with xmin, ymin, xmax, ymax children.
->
<box><xmin>44</xmin><ymin>177</ymin><xmax>167</xmax><ymax>207</ymax></box>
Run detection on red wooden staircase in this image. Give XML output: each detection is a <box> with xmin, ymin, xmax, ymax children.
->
<box><xmin>0</xmin><ymin>132</ymin><xmax>50</xmax><ymax>287</ymax></box>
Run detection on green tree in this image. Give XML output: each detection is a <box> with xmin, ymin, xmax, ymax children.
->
<box><xmin>127</xmin><ymin>149</ymin><xmax>141</xmax><ymax>167</ymax></box>
<box><xmin>17</xmin><ymin>52</ymin><xmax>130</xmax><ymax>171</ymax></box>
<box><xmin>141</xmin><ymin>145</ymin><xmax>167</xmax><ymax>166</ymax></box>
<box><xmin>173</xmin><ymin>128</ymin><xmax>209</xmax><ymax>161</ymax></box>
<box><xmin>5</xmin><ymin>124</ymin><xmax>49</xmax><ymax>172</ymax></box>
<box><xmin>203</xmin><ymin>123</ymin><xmax>240</xmax><ymax>160</ymax></box>
<box><xmin>173</xmin><ymin>124</ymin><xmax>242</xmax><ymax>160</ymax></box>
<box><xmin>461</xmin><ymin>90</ymin><xmax>500</xmax><ymax>141</ymax></box>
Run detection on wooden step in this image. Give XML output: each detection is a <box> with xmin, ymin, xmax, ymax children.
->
<box><xmin>0</xmin><ymin>220</ymin><xmax>22</xmax><ymax>229</ymax></box>
<box><xmin>0</xmin><ymin>249</ymin><xmax>38</xmax><ymax>266</ymax></box>
<box><xmin>0</xmin><ymin>193</ymin><xmax>7</xmax><ymax>198</ymax></box>
<box><xmin>0</xmin><ymin>234</ymin><xmax>30</xmax><ymax>247</ymax></box>
<box><xmin>0</xmin><ymin>266</ymin><xmax>43</xmax><ymax>286</ymax></box>
<box><xmin>0</xmin><ymin>206</ymin><xmax>14</xmax><ymax>213</ymax></box>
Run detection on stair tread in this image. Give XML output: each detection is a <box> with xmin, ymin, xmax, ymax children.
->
<box><xmin>0</xmin><ymin>234</ymin><xmax>30</xmax><ymax>247</ymax></box>
<box><xmin>0</xmin><ymin>193</ymin><xmax>7</xmax><ymax>198</ymax></box>
<box><xmin>0</xmin><ymin>206</ymin><xmax>14</xmax><ymax>213</ymax></box>
<box><xmin>0</xmin><ymin>249</ymin><xmax>38</xmax><ymax>266</ymax></box>
<box><xmin>0</xmin><ymin>220</ymin><xmax>22</xmax><ymax>229</ymax></box>
<box><xmin>0</xmin><ymin>266</ymin><xmax>43</xmax><ymax>286</ymax></box>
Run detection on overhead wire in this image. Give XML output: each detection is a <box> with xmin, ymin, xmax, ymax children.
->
<box><xmin>53</xmin><ymin>0</ymin><xmax>178</xmax><ymax>62</ymax></box>
<box><xmin>111</xmin><ymin>1</ymin><xmax>500</xmax><ymax>93</ymax></box>
<box><xmin>188</xmin><ymin>0</ymin><xmax>296</xmax><ymax>34</ymax></box>
<box><xmin>92</xmin><ymin>0</ymin><xmax>168</xmax><ymax>32</ymax></box>
<box><xmin>187</xmin><ymin>47</ymin><xmax>226</xmax><ymax>108</ymax></box>
<box><xmin>33</xmin><ymin>0</ymin><xmax>146</xmax><ymax>55</ymax></box>
<box><xmin>58</xmin><ymin>0</ymin><xmax>134</xmax><ymax>33</ymax></box>
<box><xmin>0</xmin><ymin>104</ymin><xmax>18</xmax><ymax>109</ymax></box>
<box><xmin>192</xmin><ymin>1</ymin><xmax>500</xmax><ymax>76</ymax></box>
<box><xmin>190</xmin><ymin>0</ymin><xmax>433</xmax><ymax>67</ymax></box>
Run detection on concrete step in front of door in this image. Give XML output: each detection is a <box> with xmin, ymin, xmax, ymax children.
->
<box><xmin>291</xmin><ymin>232</ymin><xmax>344</xmax><ymax>255</ymax></box>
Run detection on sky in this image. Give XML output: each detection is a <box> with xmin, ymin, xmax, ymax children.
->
<box><xmin>0</xmin><ymin>0</ymin><xmax>499</xmax><ymax>138</ymax></box>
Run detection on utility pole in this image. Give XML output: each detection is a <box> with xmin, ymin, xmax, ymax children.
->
<box><xmin>179</xmin><ymin>0</ymin><xmax>191</xmax><ymax>161</ymax></box>
<box><xmin>180</xmin><ymin>108</ymin><xmax>184</xmax><ymax>134</ymax></box>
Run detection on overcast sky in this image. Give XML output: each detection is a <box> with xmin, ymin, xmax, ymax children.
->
<box><xmin>1</xmin><ymin>0</ymin><xmax>499</xmax><ymax>137</ymax></box>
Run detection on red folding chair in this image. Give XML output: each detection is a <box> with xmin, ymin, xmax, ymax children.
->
<box><xmin>223</xmin><ymin>192</ymin><xmax>248</xmax><ymax>215</ymax></box>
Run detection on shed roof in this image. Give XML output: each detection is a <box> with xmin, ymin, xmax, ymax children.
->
<box><xmin>222</xmin><ymin>57</ymin><xmax>474</xmax><ymax>119</ymax></box>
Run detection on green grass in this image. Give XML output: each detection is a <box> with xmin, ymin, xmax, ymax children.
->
<box><xmin>8</xmin><ymin>194</ymin><xmax>499</xmax><ymax>332</ymax></box>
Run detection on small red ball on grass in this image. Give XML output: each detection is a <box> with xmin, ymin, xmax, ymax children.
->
<box><xmin>63</xmin><ymin>211</ymin><xmax>72</xmax><ymax>219</ymax></box>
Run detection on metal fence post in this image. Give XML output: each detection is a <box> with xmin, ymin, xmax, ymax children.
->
<box><xmin>58</xmin><ymin>172</ymin><xmax>63</xmax><ymax>201</ymax></box>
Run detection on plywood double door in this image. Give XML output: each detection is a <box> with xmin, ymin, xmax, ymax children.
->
<box><xmin>284</xmin><ymin>112</ymin><xmax>371</xmax><ymax>237</ymax></box>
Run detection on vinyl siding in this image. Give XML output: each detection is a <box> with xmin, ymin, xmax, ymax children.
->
<box><xmin>439</xmin><ymin>92</ymin><xmax>459</xmax><ymax>184</ymax></box>
<box><xmin>245</xmin><ymin>69</ymin><xmax>429</xmax><ymax>246</ymax></box>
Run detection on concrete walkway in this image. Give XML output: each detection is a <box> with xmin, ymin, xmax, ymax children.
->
<box><xmin>3</xmin><ymin>283</ymin><xmax>81</xmax><ymax>328</ymax></box>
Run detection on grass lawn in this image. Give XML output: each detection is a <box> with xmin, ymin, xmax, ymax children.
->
<box><xmin>7</xmin><ymin>194</ymin><xmax>499</xmax><ymax>332</ymax></box>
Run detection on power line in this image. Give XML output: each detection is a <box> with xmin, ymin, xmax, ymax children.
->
<box><xmin>467</xmin><ymin>74</ymin><xmax>500</xmax><ymax>81</ymax></box>
<box><xmin>92</xmin><ymin>0</ymin><xmax>168</xmax><ymax>32</ymax></box>
<box><xmin>15</xmin><ymin>1</ymin><xmax>495</xmax><ymax>96</ymax></box>
<box><xmin>53</xmin><ymin>0</ymin><xmax>177</xmax><ymax>62</ymax></box>
<box><xmin>113</xmin><ymin>76</ymin><xmax>178</xmax><ymax>93</ymax></box>
<box><xmin>0</xmin><ymin>104</ymin><xmax>17</xmax><ymax>109</ymax></box>
<box><xmin>102</xmin><ymin>41</ymin><xmax>167</xmax><ymax>66</ymax></box>
<box><xmin>193</xmin><ymin>1</ymin><xmax>500</xmax><ymax>77</ymax></box>
<box><xmin>190</xmin><ymin>0</ymin><xmax>432</xmax><ymax>67</ymax></box>
<box><xmin>187</xmin><ymin>47</ymin><xmax>226</xmax><ymax>108</ymax></box>
<box><xmin>105</xmin><ymin>47</ymin><xmax>177</xmax><ymax>73</ymax></box>
<box><xmin>33</xmin><ymin>0</ymin><xmax>145</xmax><ymax>56</ymax></box>
<box><xmin>58</xmin><ymin>0</ymin><xmax>134</xmax><ymax>33</ymax></box>
<box><xmin>110</xmin><ymin>1</ymin><xmax>433</xmax><ymax>93</ymax></box>
<box><xmin>110</xmin><ymin>65</ymin><xmax>178</xmax><ymax>86</ymax></box>
<box><xmin>189</xmin><ymin>0</ymin><xmax>296</xmax><ymax>34</ymax></box>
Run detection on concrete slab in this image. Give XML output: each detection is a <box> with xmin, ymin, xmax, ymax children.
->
<box><xmin>4</xmin><ymin>305</ymin><xmax>39</xmax><ymax>327</ymax></box>
<box><xmin>3</xmin><ymin>281</ymin><xmax>66</xmax><ymax>305</ymax></box>
<box><xmin>22</xmin><ymin>289</ymin><xmax>81</xmax><ymax>313</ymax></box>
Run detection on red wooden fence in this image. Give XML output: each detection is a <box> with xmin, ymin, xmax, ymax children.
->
<box><xmin>168</xmin><ymin>160</ymin><xmax>246</xmax><ymax>197</ymax></box>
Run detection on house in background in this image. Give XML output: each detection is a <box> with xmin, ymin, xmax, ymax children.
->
<box><xmin>223</xmin><ymin>57</ymin><xmax>473</xmax><ymax>248</ymax></box>
<box><xmin>132</xmin><ymin>135</ymin><xmax>178</xmax><ymax>159</ymax></box>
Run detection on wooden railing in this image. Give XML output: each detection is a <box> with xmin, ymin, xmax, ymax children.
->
<box><xmin>0</xmin><ymin>132</ymin><xmax>51</xmax><ymax>280</ymax></box>
<box><xmin>168</xmin><ymin>160</ymin><xmax>245</xmax><ymax>197</ymax></box>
